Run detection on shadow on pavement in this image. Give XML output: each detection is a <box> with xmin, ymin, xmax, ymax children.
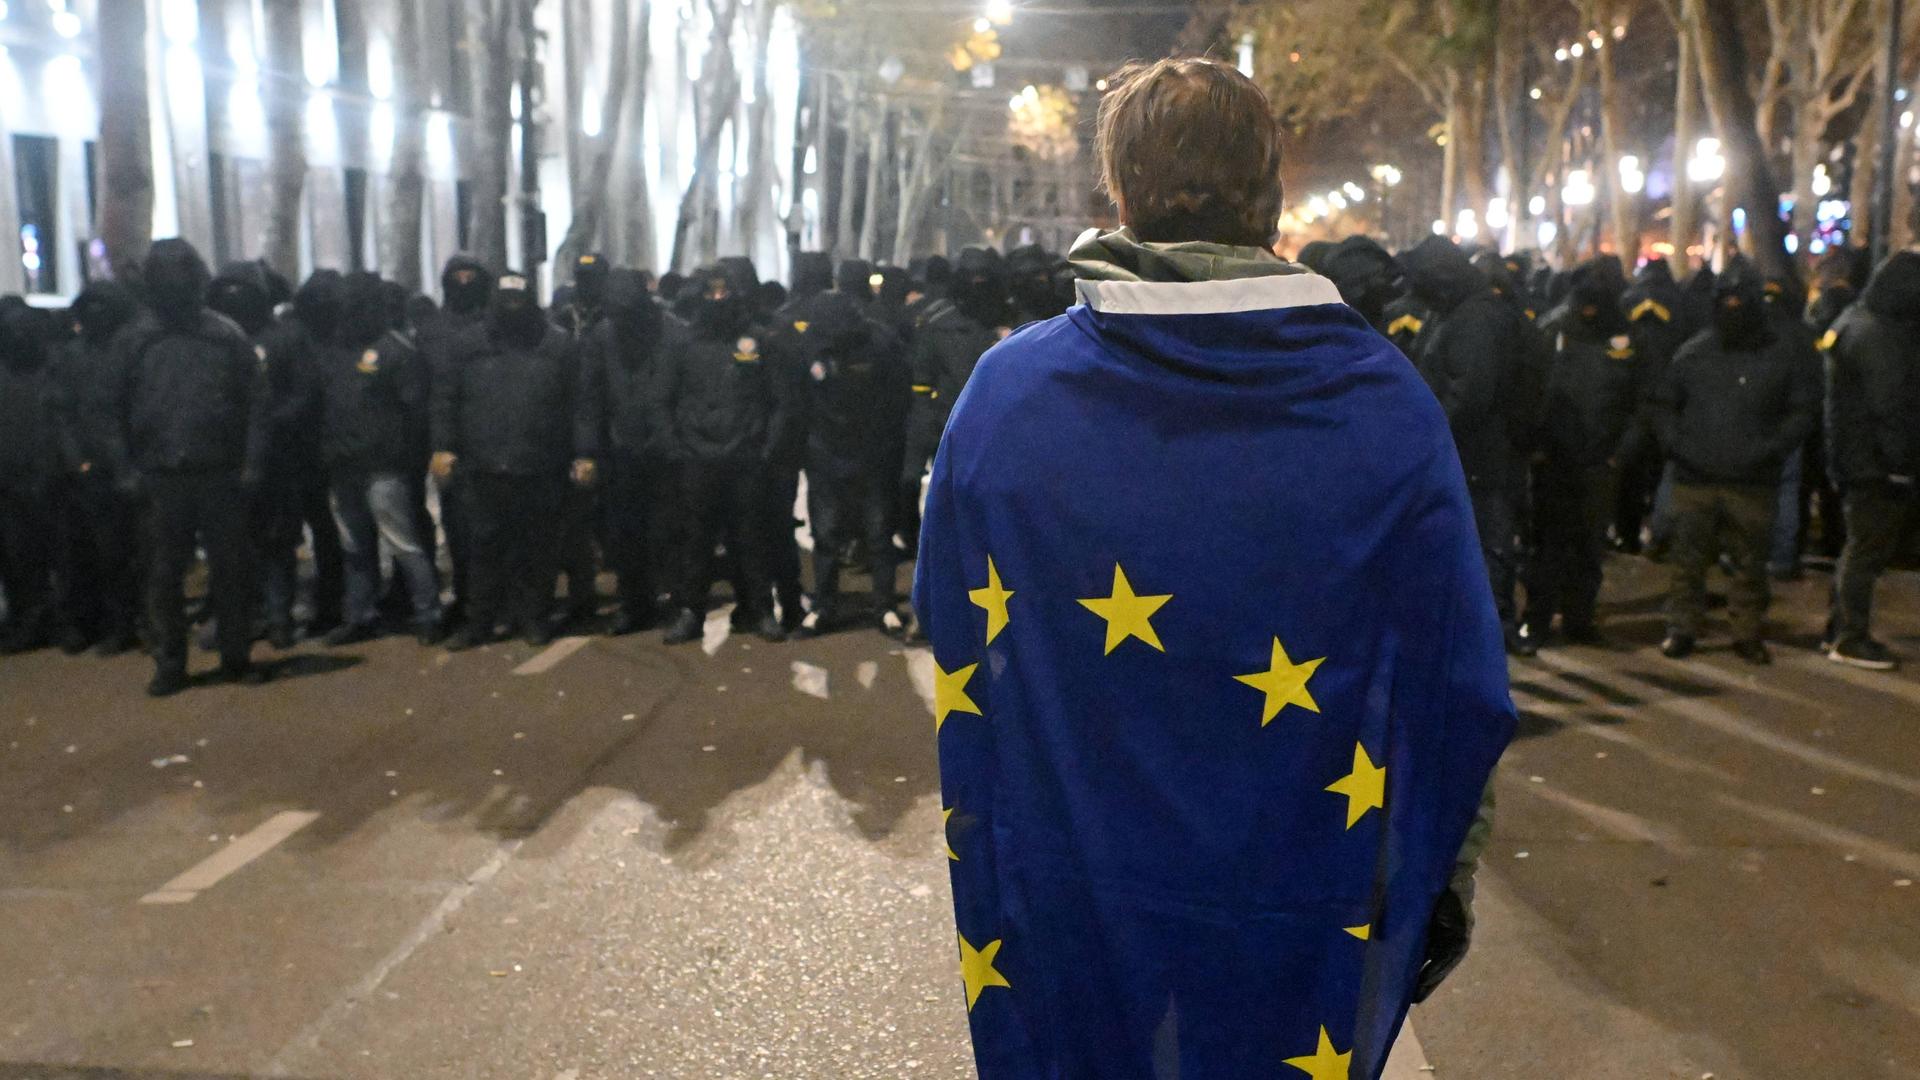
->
<box><xmin>0</xmin><ymin>1067</ymin><xmax>316</xmax><ymax>1079</ymax></box>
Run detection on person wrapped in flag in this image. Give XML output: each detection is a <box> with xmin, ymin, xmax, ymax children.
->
<box><xmin>914</xmin><ymin>57</ymin><xmax>1516</xmax><ymax>1080</ymax></box>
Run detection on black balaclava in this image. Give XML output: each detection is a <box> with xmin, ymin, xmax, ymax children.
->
<box><xmin>1862</xmin><ymin>250</ymin><xmax>1920</xmax><ymax>324</ymax></box>
<box><xmin>337</xmin><ymin>273</ymin><xmax>392</xmax><ymax>350</ymax></box>
<box><xmin>693</xmin><ymin>266</ymin><xmax>754</xmax><ymax>339</ymax></box>
<box><xmin>874</xmin><ymin>266</ymin><xmax>911</xmax><ymax>313</ymax></box>
<box><xmin>142</xmin><ymin>239</ymin><xmax>213</xmax><ymax>331</ymax></box>
<box><xmin>604</xmin><ymin>269</ymin><xmax>663</xmax><ymax>360</ymax></box>
<box><xmin>208</xmin><ymin>262</ymin><xmax>276</xmax><ymax>338</ymax></box>
<box><xmin>789</xmin><ymin>253</ymin><xmax>834</xmax><ymax>302</ymax></box>
<box><xmin>950</xmin><ymin>246</ymin><xmax>1009</xmax><ymax>327</ymax></box>
<box><xmin>1325</xmin><ymin>235</ymin><xmax>1397</xmax><ymax>327</ymax></box>
<box><xmin>380</xmin><ymin>280</ymin><xmax>409</xmax><ymax>331</ymax></box>
<box><xmin>0</xmin><ymin>302</ymin><xmax>53</xmax><ymax>373</ymax></box>
<box><xmin>488</xmin><ymin>271</ymin><xmax>548</xmax><ymax>348</ymax></box>
<box><xmin>572</xmin><ymin>253</ymin><xmax>609</xmax><ymax>311</ymax></box>
<box><xmin>441</xmin><ymin>255</ymin><xmax>495</xmax><ymax>315</ymax></box>
<box><xmin>912</xmin><ymin>255</ymin><xmax>953</xmax><ymax>300</ymax></box>
<box><xmin>71</xmin><ymin>281</ymin><xmax>140</xmax><ymax>346</ymax></box>
<box><xmin>756</xmin><ymin>281</ymin><xmax>789</xmax><ymax>321</ymax></box>
<box><xmin>1008</xmin><ymin>245</ymin><xmax>1063</xmax><ymax>319</ymax></box>
<box><xmin>1564</xmin><ymin>258</ymin><xmax>1629</xmax><ymax>338</ymax></box>
<box><xmin>835</xmin><ymin>258</ymin><xmax>875</xmax><ymax>299</ymax></box>
<box><xmin>293</xmin><ymin>270</ymin><xmax>346</xmax><ymax>346</ymax></box>
<box><xmin>406</xmin><ymin>294</ymin><xmax>440</xmax><ymax>329</ymax></box>
<box><xmin>1713</xmin><ymin>259</ymin><xmax>1772</xmax><ymax>350</ymax></box>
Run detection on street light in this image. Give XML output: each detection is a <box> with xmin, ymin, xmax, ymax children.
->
<box><xmin>1455</xmin><ymin>209</ymin><xmax>1479</xmax><ymax>239</ymax></box>
<box><xmin>1687</xmin><ymin>137</ymin><xmax>1726</xmax><ymax>183</ymax></box>
<box><xmin>1486</xmin><ymin>197</ymin><xmax>1509</xmax><ymax>230</ymax></box>
<box><xmin>1563</xmin><ymin>169</ymin><xmax>1597</xmax><ymax>206</ymax></box>
<box><xmin>985</xmin><ymin>0</ymin><xmax>1013</xmax><ymax>25</ymax></box>
<box><xmin>1370</xmin><ymin>163</ymin><xmax>1402</xmax><ymax>187</ymax></box>
<box><xmin>1619</xmin><ymin>154</ymin><xmax>1645</xmax><ymax>195</ymax></box>
<box><xmin>1528</xmin><ymin>194</ymin><xmax>1547</xmax><ymax>216</ymax></box>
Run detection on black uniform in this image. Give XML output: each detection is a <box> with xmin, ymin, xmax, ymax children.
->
<box><xmin>577</xmin><ymin>268</ymin><xmax>685</xmax><ymax>631</ymax></box>
<box><xmin>0</xmin><ymin>301</ymin><xmax>62</xmax><ymax>652</ymax></box>
<box><xmin>551</xmin><ymin>254</ymin><xmax>611</xmax><ymax>623</ymax></box>
<box><xmin>114</xmin><ymin>240</ymin><xmax>271</xmax><ymax>691</ymax></box>
<box><xmin>653</xmin><ymin>263</ymin><xmax>794</xmax><ymax>642</ymax></box>
<box><xmin>420</xmin><ymin>256</ymin><xmax>496</xmax><ymax>623</ymax></box>
<box><xmin>901</xmin><ymin>247</ymin><xmax>1007</xmax><ymax>493</ymax></box>
<box><xmin>432</xmin><ymin>274</ymin><xmax>581</xmax><ymax>646</ymax></box>
<box><xmin>1321</xmin><ymin>235</ymin><xmax>1398</xmax><ymax>333</ymax></box>
<box><xmin>46</xmin><ymin>283</ymin><xmax>146</xmax><ymax>654</ymax></box>
<box><xmin>1522</xmin><ymin>263</ymin><xmax>1644</xmax><ymax>643</ymax></box>
<box><xmin>732</xmin><ymin>257</ymin><xmax>806</xmax><ymax>628</ymax></box>
<box><xmin>1823</xmin><ymin>252</ymin><xmax>1920</xmax><ymax>659</ymax></box>
<box><xmin>1612</xmin><ymin>259</ymin><xmax>1686</xmax><ymax>551</ymax></box>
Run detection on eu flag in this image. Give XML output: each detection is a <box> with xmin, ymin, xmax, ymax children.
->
<box><xmin>914</xmin><ymin>271</ymin><xmax>1516</xmax><ymax>1079</ymax></box>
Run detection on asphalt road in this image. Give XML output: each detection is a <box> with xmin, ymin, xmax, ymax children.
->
<box><xmin>1</xmin><ymin>556</ymin><xmax>1916</xmax><ymax>1080</ymax></box>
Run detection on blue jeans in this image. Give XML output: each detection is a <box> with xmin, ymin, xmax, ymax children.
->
<box><xmin>1770</xmin><ymin>448</ymin><xmax>1803</xmax><ymax>574</ymax></box>
<box><xmin>332</xmin><ymin>472</ymin><xmax>442</xmax><ymax>628</ymax></box>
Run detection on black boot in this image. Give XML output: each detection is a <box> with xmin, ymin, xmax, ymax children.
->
<box><xmin>663</xmin><ymin>609</ymin><xmax>704</xmax><ymax>646</ymax></box>
<box><xmin>147</xmin><ymin>666</ymin><xmax>189</xmax><ymax>698</ymax></box>
<box><xmin>1731</xmin><ymin>639</ymin><xmax>1773</xmax><ymax>666</ymax></box>
<box><xmin>1660</xmin><ymin>633</ymin><xmax>1696</xmax><ymax>660</ymax></box>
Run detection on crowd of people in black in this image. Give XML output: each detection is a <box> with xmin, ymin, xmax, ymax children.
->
<box><xmin>0</xmin><ymin>238</ymin><xmax>1066</xmax><ymax>696</ymax></box>
<box><xmin>0</xmin><ymin>230</ymin><xmax>1914</xmax><ymax>697</ymax></box>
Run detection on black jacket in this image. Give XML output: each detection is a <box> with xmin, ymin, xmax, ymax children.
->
<box><xmin>1823</xmin><ymin>251</ymin><xmax>1920</xmax><ymax>485</ymax></box>
<box><xmin>110</xmin><ymin>312</ymin><xmax>269</xmax><ymax>478</ymax></box>
<box><xmin>48</xmin><ymin>283</ymin><xmax>142</xmax><ymax>476</ymax></box>
<box><xmin>1539</xmin><ymin>309</ymin><xmax>1644</xmax><ymax>469</ymax></box>
<box><xmin>577</xmin><ymin>272</ymin><xmax>685</xmax><ymax>461</ymax></box>
<box><xmin>432</xmin><ymin>315</ymin><xmax>581</xmax><ymax>477</ymax></box>
<box><xmin>904</xmin><ymin>296</ymin><xmax>1000</xmax><ymax>456</ymax></box>
<box><xmin>318</xmin><ymin>334</ymin><xmax>429</xmax><ymax>475</ymax></box>
<box><xmin>0</xmin><ymin>305</ymin><xmax>61</xmax><ymax>490</ymax></box>
<box><xmin>773</xmin><ymin>289</ymin><xmax>906</xmax><ymax>476</ymax></box>
<box><xmin>1654</xmin><ymin>273</ymin><xmax>1820</xmax><ymax>486</ymax></box>
<box><xmin>651</xmin><ymin>319</ymin><xmax>790</xmax><ymax>466</ymax></box>
<box><xmin>1401</xmin><ymin>237</ymin><xmax>1523</xmax><ymax>490</ymax></box>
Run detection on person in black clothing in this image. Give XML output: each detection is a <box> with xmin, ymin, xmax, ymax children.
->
<box><xmin>654</xmin><ymin>263</ymin><xmax>792</xmax><ymax>646</ymax></box>
<box><xmin>432</xmin><ymin>273</ymin><xmax>587</xmax><ymax>650</ymax></box>
<box><xmin>1520</xmin><ymin>260</ymin><xmax>1644</xmax><ymax>650</ymax></box>
<box><xmin>1613</xmin><ymin>259</ymin><xmax>1686</xmax><ymax>553</ymax></box>
<box><xmin>775</xmin><ymin>275</ymin><xmax>906</xmax><ymax>635</ymax></box>
<box><xmin>577</xmin><ymin>268</ymin><xmax>686</xmax><ymax>635</ymax></box>
<box><xmin>46</xmin><ymin>282</ymin><xmax>146</xmax><ymax>655</ymax></box>
<box><xmin>113</xmin><ymin>240</ymin><xmax>271</xmax><ymax>695</ymax></box>
<box><xmin>729</xmin><ymin>256</ymin><xmax>806</xmax><ymax>631</ymax></box>
<box><xmin>552</xmin><ymin>253</ymin><xmax>609</xmax><ymax>337</ymax></box>
<box><xmin>1321</xmin><ymin>235</ymin><xmax>1398</xmax><ymax>333</ymax></box>
<box><xmin>0</xmin><ymin>301</ymin><xmax>63</xmax><ymax>653</ymax></box>
<box><xmin>1803</xmin><ymin>248</ymin><xmax>1873</xmax><ymax>561</ymax></box>
<box><xmin>1821</xmin><ymin>251</ymin><xmax>1920</xmax><ymax>670</ymax></box>
<box><xmin>1008</xmin><ymin>245</ymin><xmax>1068</xmax><ymax>325</ymax></box>
<box><xmin>1399</xmin><ymin>235</ymin><xmax>1528</xmax><ymax>653</ymax></box>
<box><xmin>319</xmin><ymin>272</ymin><xmax>444</xmax><ymax>645</ymax></box>
<box><xmin>419</xmin><ymin>255</ymin><xmax>495</xmax><ymax>627</ymax></box>
<box><xmin>900</xmin><ymin>246</ymin><xmax>1006</xmax><ymax>493</ymax></box>
<box><xmin>1652</xmin><ymin>259</ymin><xmax>1820</xmax><ymax>664</ymax></box>
<box><xmin>551</xmin><ymin>258</ymin><xmax>610</xmax><ymax>630</ymax></box>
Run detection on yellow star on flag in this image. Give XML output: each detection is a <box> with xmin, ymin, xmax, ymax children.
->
<box><xmin>1326</xmin><ymin>743</ymin><xmax>1386</xmax><ymax>829</ymax></box>
<box><xmin>1343</xmin><ymin>924</ymin><xmax>1371</xmax><ymax>941</ymax></box>
<box><xmin>1233</xmin><ymin>637</ymin><xmax>1325</xmax><ymax>725</ymax></box>
<box><xmin>934</xmin><ymin>662</ymin><xmax>983</xmax><ymax>732</ymax></box>
<box><xmin>1282</xmin><ymin>1026</ymin><xmax>1351</xmax><ymax>1080</ymax></box>
<box><xmin>969</xmin><ymin>558</ymin><xmax>1015</xmax><ymax>644</ymax></box>
<box><xmin>1078</xmin><ymin>564</ymin><xmax>1172</xmax><ymax>655</ymax></box>
<box><xmin>958</xmin><ymin>933</ymin><xmax>1011</xmax><ymax>1011</ymax></box>
<box><xmin>942</xmin><ymin>806</ymin><xmax>959</xmax><ymax>861</ymax></box>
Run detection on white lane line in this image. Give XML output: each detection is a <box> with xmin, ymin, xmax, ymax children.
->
<box><xmin>1716</xmin><ymin>793</ymin><xmax>1920</xmax><ymax>878</ymax></box>
<box><xmin>139</xmin><ymin>810</ymin><xmax>320</xmax><ymax>905</ymax></box>
<box><xmin>1382</xmin><ymin>1018</ymin><xmax>1432</xmax><ymax>1080</ymax></box>
<box><xmin>1779</xmin><ymin>650</ymin><xmax>1920</xmax><ymax>711</ymax></box>
<box><xmin>512</xmin><ymin>635</ymin><xmax>591</xmax><ymax>676</ymax></box>
<box><xmin>856</xmin><ymin>660</ymin><xmax>879</xmax><ymax>690</ymax></box>
<box><xmin>790</xmin><ymin>661</ymin><xmax>830</xmax><ymax>700</ymax></box>
<box><xmin>263</xmin><ymin>839</ymin><xmax>522</xmax><ymax>1077</ymax></box>
<box><xmin>1515</xmin><ymin>780</ymin><xmax>1695</xmax><ymax>855</ymax></box>
<box><xmin>1538</xmin><ymin>652</ymin><xmax>1920</xmax><ymax>798</ymax></box>
<box><xmin>1507</xmin><ymin>685</ymin><xmax>1736</xmax><ymax>782</ymax></box>
<box><xmin>903</xmin><ymin>648</ymin><xmax>936</xmax><ymax>718</ymax></box>
<box><xmin>703</xmin><ymin>604</ymin><xmax>735</xmax><ymax>657</ymax></box>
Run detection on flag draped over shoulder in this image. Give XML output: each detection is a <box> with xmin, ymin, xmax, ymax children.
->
<box><xmin>914</xmin><ymin>270</ymin><xmax>1516</xmax><ymax>1080</ymax></box>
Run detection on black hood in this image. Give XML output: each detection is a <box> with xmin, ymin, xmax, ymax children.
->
<box><xmin>1863</xmin><ymin>250</ymin><xmax>1920</xmax><ymax>323</ymax></box>
<box><xmin>337</xmin><ymin>272</ymin><xmax>392</xmax><ymax>349</ymax></box>
<box><xmin>1561</xmin><ymin>258</ymin><xmax>1630</xmax><ymax>337</ymax></box>
<box><xmin>690</xmin><ymin>265</ymin><xmax>754</xmax><ymax>338</ymax></box>
<box><xmin>0</xmin><ymin>300</ymin><xmax>53</xmax><ymax>373</ymax></box>
<box><xmin>755</xmin><ymin>281</ymin><xmax>789</xmax><ymax>320</ymax></box>
<box><xmin>1296</xmin><ymin>240</ymin><xmax>1335</xmax><ymax>274</ymax></box>
<box><xmin>208</xmin><ymin>262</ymin><xmax>277</xmax><ymax>337</ymax></box>
<box><xmin>1712</xmin><ymin>259</ymin><xmax>1773</xmax><ymax>350</ymax></box>
<box><xmin>950</xmin><ymin>246</ymin><xmax>1009</xmax><ymax>327</ymax></box>
<box><xmin>1635</xmin><ymin>258</ymin><xmax>1676</xmax><ymax>291</ymax></box>
<box><xmin>1008</xmin><ymin>245</ymin><xmax>1063</xmax><ymax>317</ymax></box>
<box><xmin>911</xmin><ymin>255</ymin><xmax>953</xmax><ymax>298</ymax></box>
<box><xmin>1397</xmin><ymin>236</ymin><xmax>1487</xmax><ymax>314</ymax></box>
<box><xmin>441</xmin><ymin>255</ymin><xmax>495</xmax><ymax>315</ymax></box>
<box><xmin>717</xmin><ymin>257</ymin><xmax>762</xmax><ymax>297</ymax></box>
<box><xmin>604</xmin><ymin>268</ymin><xmax>663</xmax><ymax>352</ymax></box>
<box><xmin>1322</xmin><ymin>236</ymin><xmax>1397</xmax><ymax>325</ymax></box>
<box><xmin>293</xmin><ymin>270</ymin><xmax>346</xmax><ymax>344</ymax></box>
<box><xmin>808</xmin><ymin>290</ymin><xmax>878</xmax><ymax>355</ymax></box>
<box><xmin>71</xmin><ymin>281</ymin><xmax>140</xmax><ymax>344</ymax></box>
<box><xmin>487</xmin><ymin>271</ymin><xmax>548</xmax><ymax>349</ymax></box>
<box><xmin>874</xmin><ymin>266</ymin><xmax>911</xmax><ymax>311</ymax></box>
<box><xmin>790</xmin><ymin>253</ymin><xmax>835</xmax><ymax>302</ymax></box>
<box><xmin>835</xmin><ymin>259</ymin><xmax>875</xmax><ymax>299</ymax></box>
<box><xmin>571</xmin><ymin>253</ymin><xmax>609</xmax><ymax>310</ymax></box>
<box><xmin>142</xmin><ymin>239</ymin><xmax>212</xmax><ymax>330</ymax></box>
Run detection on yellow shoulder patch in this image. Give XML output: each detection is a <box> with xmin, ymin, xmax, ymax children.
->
<box><xmin>1816</xmin><ymin>329</ymin><xmax>1838</xmax><ymax>352</ymax></box>
<box><xmin>793</xmin><ymin>320</ymin><xmax>810</xmax><ymax>334</ymax></box>
<box><xmin>1387</xmin><ymin>313</ymin><xmax>1424</xmax><ymax>337</ymax></box>
<box><xmin>1628</xmin><ymin>298</ymin><xmax>1672</xmax><ymax>324</ymax></box>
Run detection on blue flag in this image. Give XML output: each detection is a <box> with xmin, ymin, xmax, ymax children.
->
<box><xmin>914</xmin><ymin>272</ymin><xmax>1515</xmax><ymax>1080</ymax></box>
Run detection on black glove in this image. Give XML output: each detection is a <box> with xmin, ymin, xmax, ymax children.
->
<box><xmin>1411</xmin><ymin>886</ymin><xmax>1472</xmax><ymax>1003</ymax></box>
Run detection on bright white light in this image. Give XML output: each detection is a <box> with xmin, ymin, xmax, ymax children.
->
<box><xmin>305</xmin><ymin>92</ymin><xmax>338</xmax><ymax>155</ymax></box>
<box><xmin>1343</xmin><ymin>181</ymin><xmax>1366</xmax><ymax>202</ymax></box>
<box><xmin>367</xmin><ymin>36</ymin><xmax>393</xmax><ymax>101</ymax></box>
<box><xmin>1688</xmin><ymin>137</ymin><xmax>1725</xmax><ymax>183</ymax></box>
<box><xmin>427</xmin><ymin>111</ymin><xmax>455</xmax><ymax>175</ymax></box>
<box><xmin>368</xmin><ymin>101</ymin><xmax>395</xmax><ymax>167</ymax></box>
<box><xmin>1537</xmin><ymin>221</ymin><xmax>1559</xmax><ymax>248</ymax></box>
<box><xmin>1095</xmin><ymin>78</ymin><xmax>1108</xmax><ymax>92</ymax></box>
<box><xmin>1785</xmin><ymin>234</ymin><xmax>1800</xmax><ymax>254</ymax></box>
<box><xmin>1432</xmin><ymin>219</ymin><xmax>1448</xmax><ymax>236</ymax></box>
<box><xmin>973</xmin><ymin>16</ymin><xmax>990</xmax><ymax>32</ymax></box>
<box><xmin>1569</xmin><ymin>42</ymin><xmax>1584</xmax><ymax>58</ymax></box>
<box><xmin>1486</xmin><ymin>197</ymin><xmax>1509</xmax><ymax>230</ymax></box>
<box><xmin>985</xmin><ymin>0</ymin><xmax>1013</xmax><ymax>25</ymax></box>
<box><xmin>1308</xmin><ymin>195</ymin><xmax>1329</xmax><ymax>217</ymax></box>
<box><xmin>1530</xmin><ymin>86</ymin><xmax>1543</xmax><ymax>100</ymax></box>
<box><xmin>159</xmin><ymin>0</ymin><xmax>195</xmax><ymax>44</ymax></box>
<box><xmin>802</xmin><ymin>144</ymin><xmax>817</xmax><ymax>175</ymax></box>
<box><xmin>1022</xmin><ymin>84</ymin><xmax>1037</xmax><ymax>101</ymax></box>
<box><xmin>1008</xmin><ymin>94</ymin><xmax>1022</xmax><ymax>111</ymax></box>
<box><xmin>1809</xmin><ymin>238</ymin><xmax>1828</xmax><ymax>255</ymax></box>
<box><xmin>1555</xmin><ymin>47</ymin><xmax>1569</xmax><ymax>62</ymax></box>
<box><xmin>1455</xmin><ymin>209</ymin><xmax>1479</xmax><ymax>239</ymax></box>
<box><xmin>580</xmin><ymin>91</ymin><xmax>602</xmax><ymax>137</ymax></box>
<box><xmin>1619</xmin><ymin>154</ymin><xmax>1645</xmax><ymax>195</ymax></box>
<box><xmin>1811</xmin><ymin>163</ymin><xmax>1831</xmax><ymax>197</ymax></box>
<box><xmin>52</xmin><ymin>9</ymin><xmax>79</xmax><ymax>36</ymax></box>
<box><xmin>165</xmin><ymin>45</ymin><xmax>200</xmax><ymax>111</ymax></box>
<box><xmin>1528</xmin><ymin>194</ymin><xmax>1547</xmax><ymax>216</ymax></box>
<box><xmin>1563</xmin><ymin>168</ymin><xmax>1596</xmax><ymax>206</ymax></box>
<box><xmin>1612</xmin><ymin>23</ymin><xmax>1627</xmax><ymax>39</ymax></box>
<box><xmin>1328</xmin><ymin>191</ymin><xmax>1347</xmax><ymax>211</ymax></box>
<box><xmin>0</xmin><ymin>4</ymin><xmax>10</xmax><ymax>22</ymax></box>
<box><xmin>228</xmin><ymin>75</ymin><xmax>264</xmax><ymax>137</ymax></box>
<box><xmin>1904</xmin><ymin>110</ymin><xmax>1915</xmax><ymax>129</ymax></box>
<box><xmin>1371</xmin><ymin>163</ymin><xmax>1402</xmax><ymax>187</ymax></box>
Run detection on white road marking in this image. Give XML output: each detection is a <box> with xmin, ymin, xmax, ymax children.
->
<box><xmin>264</xmin><ymin>839</ymin><xmax>523</xmax><ymax>1077</ymax></box>
<box><xmin>1507</xmin><ymin>684</ymin><xmax>1736</xmax><ymax>782</ymax></box>
<box><xmin>790</xmin><ymin>661</ymin><xmax>830</xmax><ymax>700</ymax></box>
<box><xmin>856</xmin><ymin>661</ymin><xmax>879</xmax><ymax>690</ymax></box>
<box><xmin>1779</xmin><ymin>649</ymin><xmax>1920</xmax><ymax>712</ymax></box>
<box><xmin>903</xmin><ymin>648</ymin><xmax>936</xmax><ymax>717</ymax></box>
<box><xmin>1382</xmin><ymin>1018</ymin><xmax>1433</xmax><ymax>1079</ymax></box>
<box><xmin>1716</xmin><ymin>792</ymin><xmax>1920</xmax><ymax>878</ymax></box>
<box><xmin>512</xmin><ymin>635</ymin><xmax>591</xmax><ymax>676</ymax></box>
<box><xmin>1515</xmin><ymin>780</ymin><xmax>1695</xmax><ymax>855</ymax></box>
<box><xmin>703</xmin><ymin>604</ymin><xmax>735</xmax><ymax>657</ymax></box>
<box><xmin>1537</xmin><ymin>652</ymin><xmax>1920</xmax><ymax>798</ymax></box>
<box><xmin>139</xmin><ymin>810</ymin><xmax>320</xmax><ymax>905</ymax></box>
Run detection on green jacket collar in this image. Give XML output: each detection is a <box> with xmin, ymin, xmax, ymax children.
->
<box><xmin>1067</xmin><ymin>227</ymin><xmax>1306</xmax><ymax>284</ymax></box>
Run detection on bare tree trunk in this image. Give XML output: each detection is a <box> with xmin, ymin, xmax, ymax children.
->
<box><xmin>1595</xmin><ymin>3</ymin><xmax>1638</xmax><ymax>272</ymax></box>
<box><xmin>1441</xmin><ymin>77</ymin><xmax>1460</xmax><ymax>229</ymax></box>
<box><xmin>736</xmin><ymin>0</ymin><xmax>778</xmax><ymax>260</ymax></box>
<box><xmin>556</xmin><ymin>0</ymin><xmax>635</xmax><ymax>271</ymax></box>
<box><xmin>1789</xmin><ymin>108</ymin><xmax>1824</xmax><ymax>252</ymax></box>
<box><xmin>835</xmin><ymin>76</ymin><xmax>865</xmax><ymax>258</ymax></box>
<box><xmin>258</xmin><ymin>0</ymin><xmax>307</xmax><ymax>278</ymax></box>
<box><xmin>95</xmin><ymin>0</ymin><xmax>153</xmax><ymax>280</ymax></box>
<box><xmin>893</xmin><ymin>104</ymin><xmax>958</xmax><ymax>264</ymax></box>
<box><xmin>1457</xmin><ymin>73</ymin><xmax>1491</xmax><ymax>226</ymax></box>
<box><xmin>669</xmin><ymin>0</ymin><xmax>741</xmax><ymax>271</ymax></box>
<box><xmin>607</xmin><ymin>2</ymin><xmax>655</xmax><ymax>268</ymax></box>
<box><xmin>467</xmin><ymin>0</ymin><xmax>515</xmax><ymax>270</ymax></box>
<box><xmin>1694</xmin><ymin>0</ymin><xmax>1796</xmax><ymax>284</ymax></box>
<box><xmin>380</xmin><ymin>0</ymin><xmax>427</xmax><ymax>290</ymax></box>
<box><xmin>858</xmin><ymin>97</ymin><xmax>888</xmax><ymax>261</ymax></box>
<box><xmin>1670</xmin><ymin>2</ymin><xmax>1700</xmax><ymax>276</ymax></box>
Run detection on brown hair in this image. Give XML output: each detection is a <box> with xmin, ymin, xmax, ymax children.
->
<box><xmin>1095</xmin><ymin>57</ymin><xmax>1284</xmax><ymax>248</ymax></box>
